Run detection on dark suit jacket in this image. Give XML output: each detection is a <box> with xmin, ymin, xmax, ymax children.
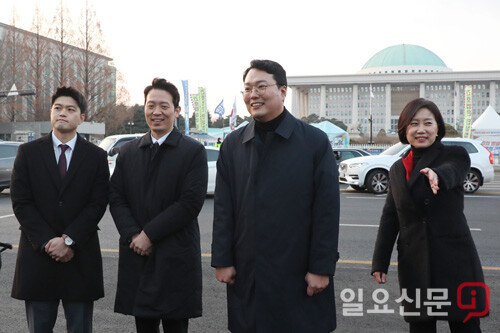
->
<box><xmin>372</xmin><ymin>142</ymin><xmax>486</xmax><ymax>322</ymax></box>
<box><xmin>11</xmin><ymin>133</ymin><xmax>109</xmax><ymax>301</ymax></box>
<box><xmin>110</xmin><ymin>128</ymin><xmax>207</xmax><ymax>318</ymax></box>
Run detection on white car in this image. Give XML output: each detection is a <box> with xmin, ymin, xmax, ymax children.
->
<box><xmin>98</xmin><ymin>134</ymin><xmax>144</xmax><ymax>175</ymax></box>
<box><xmin>205</xmin><ymin>146</ymin><xmax>219</xmax><ymax>195</ymax></box>
<box><xmin>338</xmin><ymin>138</ymin><xmax>495</xmax><ymax>194</ymax></box>
<box><xmin>99</xmin><ymin>134</ymin><xmax>219</xmax><ymax>195</ymax></box>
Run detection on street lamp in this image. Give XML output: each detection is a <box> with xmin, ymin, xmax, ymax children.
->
<box><xmin>127</xmin><ymin>121</ymin><xmax>134</xmax><ymax>134</ymax></box>
<box><xmin>369</xmin><ymin>115</ymin><xmax>373</xmax><ymax>144</ymax></box>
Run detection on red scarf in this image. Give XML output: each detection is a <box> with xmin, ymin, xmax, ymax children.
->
<box><xmin>402</xmin><ymin>150</ymin><xmax>413</xmax><ymax>181</ymax></box>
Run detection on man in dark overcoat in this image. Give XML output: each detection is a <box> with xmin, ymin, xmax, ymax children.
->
<box><xmin>110</xmin><ymin>78</ymin><xmax>207</xmax><ymax>333</ymax></box>
<box><xmin>212</xmin><ymin>60</ymin><xmax>340</xmax><ymax>332</ymax></box>
<box><xmin>11</xmin><ymin>86</ymin><xmax>109</xmax><ymax>333</ymax></box>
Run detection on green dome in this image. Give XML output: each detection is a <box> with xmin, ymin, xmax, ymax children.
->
<box><xmin>361</xmin><ymin>44</ymin><xmax>448</xmax><ymax>70</ymax></box>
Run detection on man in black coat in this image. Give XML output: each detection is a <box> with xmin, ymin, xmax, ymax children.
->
<box><xmin>10</xmin><ymin>86</ymin><xmax>109</xmax><ymax>333</ymax></box>
<box><xmin>212</xmin><ymin>60</ymin><xmax>340</xmax><ymax>332</ymax></box>
<box><xmin>110</xmin><ymin>78</ymin><xmax>207</xmax><ymax>333</ymax></box>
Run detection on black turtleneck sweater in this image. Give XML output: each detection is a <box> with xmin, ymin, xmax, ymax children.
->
<box><xmin>254</xmin><ymin>110</ymin><xmax>287</xmax><ymax>142</ymax></box>
<box><xmin>409</xmin><ymin>140</ymin><xmax>440</xmax><ymax>177</ymax></box>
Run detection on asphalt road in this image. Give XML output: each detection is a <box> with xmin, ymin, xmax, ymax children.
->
<box><xmin>0</xmin><ymin>179</ymin><xmax>499</xmax><ymax>332</ymax></box>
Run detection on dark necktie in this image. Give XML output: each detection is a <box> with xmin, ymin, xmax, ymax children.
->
<box><xmin>58</xmin><ymin>144</ymin><xmax>69</xmax><ymax>179</ymax></box>
<box><xmin>150</xmin><ymin>142</ymin><xmax>160</xmax><ymax>161</ymax></box>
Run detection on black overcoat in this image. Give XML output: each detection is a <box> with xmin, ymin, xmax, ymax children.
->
<box><xmin>110</xmin><ymin>129</ymin><xmax>207</xmax><ymax>319</ymax></box>
<box><xmin>11</xmin><ymin>133</ymin><xmax>109</xmax><ymax>301</ymax></box>
<box><xmin>211</xmin><ymin>110</ymin><xmax>340</xmax><ymax>333</ymax></box>
<box><xmin>372</xmin><ymin>142</ymin><xmax>486</xmax><ymax>323</ymax></box>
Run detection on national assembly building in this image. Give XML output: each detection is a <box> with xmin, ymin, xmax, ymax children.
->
<box><xmin>288</xmin><ymin>44</ymin><xmax>500</xmax><ymax>136</ymax></box>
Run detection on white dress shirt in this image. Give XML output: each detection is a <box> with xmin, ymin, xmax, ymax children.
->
<box><xmin>52</xmin><ymin>132</ymin><xmax>78</xmax><ymax>170</ymax></box>
<box><xmin>150</xmin><ymin>129</ymin><xmax>173</xmax><ymax>146</ymax></box>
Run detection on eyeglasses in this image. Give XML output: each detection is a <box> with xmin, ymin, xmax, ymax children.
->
<box><xmin>240</xmin><ymin>84</ymin><xmax>277</xmax><ymax>96</ymax></box>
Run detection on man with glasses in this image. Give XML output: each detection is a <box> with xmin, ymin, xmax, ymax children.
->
<box><xmin>212</xmin><ymin>60</ymin><xmax>340</xmax><ymax>332</ymax></box>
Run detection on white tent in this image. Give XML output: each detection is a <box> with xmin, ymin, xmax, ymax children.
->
<box><xmin>472</xmin><ymin>105</ymin><xmax>500</xmax><ymax>133</ymax></box>
<box><xmin>471</xmin><ymin>105</ymin><xmax>500</xmax><ymax>163</ymax></box>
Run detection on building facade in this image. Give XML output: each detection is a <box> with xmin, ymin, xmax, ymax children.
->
<box><xmin>288</xmin><ymin>44</ymin><xmax>500</xmax><ymax>136</ymax></box>
<box><xmin>0</xmin><ymin>21</ymin><xmax>116</xmax><ymax>123</ymax></box>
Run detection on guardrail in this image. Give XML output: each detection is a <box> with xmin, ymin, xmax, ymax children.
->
<box><xmin>348</xmin><ymin>144</ymin><xmax>392</xmax><ymax>155</ymax></box>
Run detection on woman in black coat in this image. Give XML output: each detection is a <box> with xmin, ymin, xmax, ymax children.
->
<box><xmin>372</xmin><ymin>98</ymin><xmax>487</xmax><ymax>333</ymax></box>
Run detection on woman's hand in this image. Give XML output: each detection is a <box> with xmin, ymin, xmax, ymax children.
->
<box><xmin>372</xmin><ymin>272</ymin><xmax>387</xmax><ymax>284</ymax></box>
<box><xmin>420</xmin><ymin>168</ymin><xmax>439</xmax><ymax>195</ymax></box>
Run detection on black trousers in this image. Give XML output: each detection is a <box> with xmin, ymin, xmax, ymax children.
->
<box><xmin>25</xmin><ymin>300</ymin><xmax>93</xmax><ymax>333</ymax></box>
<box><xmin>409</xmin><ymin>318</ymin><xmax>481</xmax><ymax>333</ymax></box>
<box><xmin>134</xmin><ymin>317</ymin><xmax>189</xmax><ymax>333</ymax></box>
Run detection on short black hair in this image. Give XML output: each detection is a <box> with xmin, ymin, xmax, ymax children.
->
<box><xmin>243</xmin><ymin>59</ymin><xmax>287</xmax><ymax>87</ymax></box>
<box><xmin>398</xmin><ymin>98</ymin><xmax>446</xmax><ymax>144</ymax></box>
<box><xmin>144</xmin><ymin>78</ymin><xmax>180</xmax><ymax>108</ymax></box>
<box><xmin>51</xmin><ymin>86</ymin><xmax>87</xmax><ymax>114</ymax></box>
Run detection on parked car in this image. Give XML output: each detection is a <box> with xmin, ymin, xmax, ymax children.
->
<box><xmin>205</xmin><ymin>146</ymin><xmax>219</xmax><ymax>195</ymax></box>
<box><xmin>98</xmin><ymin>134</ymin><xmax>144</xmax><ymax>175</ymax></box>
<box><xmin>99</xmin><ymin>134</ymin><xmax>219</xmax><ymax>195</ymax></box>
<box><xmin>0</xmin><ymin>141</ymin><xmax>22</xmax><ymax>192</ymax></box>
<box><xmin>332</xmin><ymin>148</ymin><xmax>371</xmax><ymax>165</ymax></box>
<box><xmin>338</xmin><ymin>138</ymin><xmax>495</xmax><ymax>194</ymax></box>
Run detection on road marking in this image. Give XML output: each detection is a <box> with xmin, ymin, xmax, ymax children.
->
<box><xmin>345</xmin><ymin>196</ymin><xmax>386</xmax><ymax>199</ymax></box>
<box><xmin>0</xmin><ymin>214</ymin><xmax>14</xmax><ymax>219</ymax></box>
<box><xmin>7</xmin><ymin>246</ymin><xmax>500</xmax><ymax>270</ymax></box>
<box><xmin>339</xmin><ymin>224</ymin><xmax>481</xmax><ymax>231</ymax></box>
<box><xmin>337</xmin><ymin>259</ymin><xmax>500</xmax><ymax>271</ymax></box>
<box><xmin>465</xmin><ymin>194</ymin><xmax>500</xmax><ymax>197</ymax></box>
<box><xmin>341</xmin><ymin>223</ymin><xmax>378</xmax><ymax>228</ymax></box>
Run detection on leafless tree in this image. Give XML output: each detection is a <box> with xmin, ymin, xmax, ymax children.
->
<box><xmin>115</xmin><ymin>69</ymin><xmax>131</xmax><ymax>106</ymax></box>
<box><xmin>49</xmin><ymin>0</ymin><xmax>75</xmax><ymax>87</ymax></box>
<box><xmin>1</xmin><ymin>9</ymin><xmax>28</xmax><ymax>121</ymax></box>
<box><xmin>26</xmin><ymin>5</ymin><xmax>51</xmax><ymax>120</ymax></box>
<box><xmin>74</xmin><ymin>0</ymin><xmax>115</xmax><ymax>121</ymax></box>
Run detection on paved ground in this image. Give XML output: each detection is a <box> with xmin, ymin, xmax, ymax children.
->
<box><xmin>1</xmin><ymin>177</ymin><xmax>499</xmax><ymax>332</ymax></box>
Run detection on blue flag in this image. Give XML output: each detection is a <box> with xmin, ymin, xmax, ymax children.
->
<box><xmin>214</xmin><ymin>99</ymin><xmax>225</xmax><ymax>119</ymax></box>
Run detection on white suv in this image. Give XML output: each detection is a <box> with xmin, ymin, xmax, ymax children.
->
<box><xmin>99</xmin><ymin>133</ymin><xmax>220</xmax><ymax>195</ymax></box>
<box><xmin>338</xmin><ymin>138</ymin><xmax>495</xmax><ymax>194</ymax></box>
<box><xmin>99</xmin><ymin>134</ymin><xmax>144</xmax><ymax>175</ymax></box>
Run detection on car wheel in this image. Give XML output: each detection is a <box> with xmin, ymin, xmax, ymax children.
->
<box><xmin>350</xmin><ymin>185</ymin><xmax>365</xmax><ymax>192</ymax></box>
<box><xmin>463</xmin><ymin>170</ymin><xmax>480</xmax><ymax>194</ymax></box>
<box><xmin>366</xmin><ymin>170</ymin><xmax>389</xmax><ymax>194</ymax></box>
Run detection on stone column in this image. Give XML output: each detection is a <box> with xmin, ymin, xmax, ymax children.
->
<box><xmin>291</xmin><ymin>87</ymin><xmax>299</xmax><ymax>117</ymax></box>
<box><xmin>454</xmin><ymin>82</ymin><xmax>460</xmax><ymax>129</ymax></box>
<box><xmin>305</xmin><ymin>91</ymin><xmax>309</xmax><ymax>117</ymax></box>
<box><xmin>352</xmin><ymin>84</ymin><xmax>358</xmax><ymax>130</ymax></box>
<box><xmin>490</xmin><ymin>81</ymin><xmax>497</xmax><ymax>110</ymax></box>
<box><xmin>320</xmin><ymin>85</ymin><xmax>326</xmax><ymax>118</ymax></box>
<box><xmin>420</xmin><ymin>83</ymin><xmax>425</xmax><ymax>98</ymax></box>
<box><xmin>299</xmin><ymin>90</ymin><xmax>309</xmax><ymax>118</ymax></box>
<box><xmin>298</xmin><ymin>90</ymin><xmax>304</xmax><ymax>118</ymax></box>
<box><xmin>385</xmin><ymin>84</ymin><xmax>391</xmax><ymax>131</ymax></box>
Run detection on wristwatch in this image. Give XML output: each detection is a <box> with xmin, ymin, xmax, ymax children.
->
<box><xmin>63</xmin><ymin>235</ymin><xmax>75</xmax><ymax>247</ymax></box>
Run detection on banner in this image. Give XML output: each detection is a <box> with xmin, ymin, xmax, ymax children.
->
<box><xmin>214</xmin><ymin>99</ymin><xmax>225</xmax><ymax>118</ymax></box>
<box><xmin>182</xmin><ymin>80</ymin><xmax>189</xmax><ymax>135</ymax></box>
<box><xmin>190</xmin><ymin>87</ymin><xmax>208</xmax><ymax>133</ymax></box>
<box><xmin>229</xmin><ymin>97</ymin><xmax>237</xmax><ymax>130</ymax></box>
<box><xmin>463</xmin><ymin>86</ymin><xmax>473</xmax><ymax>138</ymax></box>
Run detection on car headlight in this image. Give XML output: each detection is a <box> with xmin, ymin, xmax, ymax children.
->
<box><xmin>348</xmin><ymin>163</ymin><xmax>366</xmax><ymax>169</ymax></box>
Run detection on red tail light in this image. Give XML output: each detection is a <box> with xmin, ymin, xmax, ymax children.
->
<box><xmin>482</xmin><ymin>145</ymin><xmax>494</xmax><ymax>164</ymax></box>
